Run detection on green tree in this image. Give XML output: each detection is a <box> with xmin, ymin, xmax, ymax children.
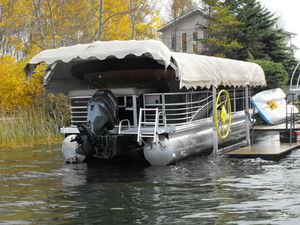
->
<box><xmin>254</xmin><ymin>60</ymin><xmax>288</xmax><ymax>89</ymax></box>
<box><xmin>225</xmin><ymin>0</ymin><xmax>296</xmax><ymax>74</ymax></box>
<box><xmin>201</xmin><ymin>0</ymin><xmax>242</xmax><ymax>58</ymax></box>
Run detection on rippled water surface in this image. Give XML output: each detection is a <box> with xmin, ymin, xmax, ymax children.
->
<box><xmin>1</xmin><ymin>142</ymin><xmax>300</xmax><ymax>225</ymax></box>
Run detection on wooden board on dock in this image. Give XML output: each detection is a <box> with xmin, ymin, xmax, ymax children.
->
<box><xmin>254</xmin><ymin>122</ymin><xmax>300</xmax><ymax>131</ymax></box>
<box><xmin>224</xmin><ymin>141</ymin><xmax>300</xmax><ymax>159</ymax></box>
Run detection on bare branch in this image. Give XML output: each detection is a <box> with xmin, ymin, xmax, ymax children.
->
<box><xmin>32</xmin><ymin>0</ymin><xmax>46</xmax><ymax>49</ymax></box>
<box><xmin>99</xmin><ymin>0</ymin><xmax>104</xmax><ymax>40</ymax></box>
<box><xmin>46</xmin><ymin>0</ymin><xmax>57</xmax><ymax>48</ymax></box>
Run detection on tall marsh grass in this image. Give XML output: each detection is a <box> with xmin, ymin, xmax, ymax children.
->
<box><xmin>0</xmin><ymin>94</ymin><xmax>70</xmax><ymax>147</ymax></box>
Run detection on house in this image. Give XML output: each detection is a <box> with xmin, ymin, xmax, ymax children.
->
<box><xmin>282</xmin><ymin>30</ymin><xmax>299</xmax><ymax>56</ymax></box>
<box><xmin>158</xmin><ymin>8</ymin><xmax>207</xmax><ymax>54</ymax></box>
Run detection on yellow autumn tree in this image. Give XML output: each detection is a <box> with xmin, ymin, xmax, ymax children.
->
<box><xmin>93</xmin><ymin>0</ymin><xmax>161</xmax><ymax>41</ymax></box>
<box><xmin>0</xmin><ymin>0</ymin><xmax>161</xmax><ymax>56</ymax></box>
<box><xmin>0</xmin><ymin>56</ymin><xmax>43</xmax><ymax>111</ymax></box>
<box><xmin>0</xmin><ymin>0</ymin><xmax>161</xmax><ymax>112</ymax></box>
<box><xmin>0</xmin><ymin>0</ymin><xmax>162</xmax><ymax>145</ymax></box>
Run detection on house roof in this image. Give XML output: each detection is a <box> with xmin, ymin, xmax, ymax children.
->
<box><xmin>158</xmin><ymin>8</ymin><xmax>207</xmax><ymax>32</ymax></box>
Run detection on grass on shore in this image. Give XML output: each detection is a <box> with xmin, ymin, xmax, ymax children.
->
<box><xmin>0</xmin><ymin>95</ymin><xmax>70</xmax><ymax>148</ymax></box>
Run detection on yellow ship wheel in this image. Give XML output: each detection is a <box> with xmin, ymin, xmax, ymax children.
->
<box><xmin>214</xmin><ymin>90</ymin><xmax>232</xmax><ymax>139</ymax></box>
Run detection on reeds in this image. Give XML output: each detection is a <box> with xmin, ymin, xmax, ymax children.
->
<box><xmin>0</xmin><ymin>94</ymin><xmax>70</xmax><ymax>148</ymax></box>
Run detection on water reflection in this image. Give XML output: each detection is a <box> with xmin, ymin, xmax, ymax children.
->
<box><xmin>1</xmin><ymin>143</ymin><xmax>300</xmax><ymax>224</ymax></box>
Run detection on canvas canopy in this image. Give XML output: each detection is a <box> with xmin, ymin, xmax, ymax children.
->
<box><xmin>172</xmin><ymin>52</ymin><xmax>266</xmax><ymax>88</ymax></box>
<box><xmin>26</xmin><ymin>40</ymin><xmax>266</xmax><ymax>89</ymax></box>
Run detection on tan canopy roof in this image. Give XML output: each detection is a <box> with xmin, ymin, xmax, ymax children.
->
<box><xmin>27</xmin><ymin>40</ymin><xmax>266</xmax><ymax>89</ymax></box>
<box><xmin>172</xmin><ymin>52</ymin><xmax>266</xmax><ymax>88</ymax></box>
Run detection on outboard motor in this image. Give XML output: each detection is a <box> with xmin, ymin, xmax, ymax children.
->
<box><xmin>62</xmin><ymin>90</ymin><xmax>118</xmax><ymax>163</ymax></box>
<box><xmin>88</xmin><ymin>90</ymin><xmax>118</xmax><ymax>134</ymax></box>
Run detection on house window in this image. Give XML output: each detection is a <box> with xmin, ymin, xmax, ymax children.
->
<box><xmin>193</xmin><ymin>32</ymin><xmax>198</xmax><ymax>53</ymax></box>
<box><xmin>182</xmin><ymin>33</ymin><xmax>187</xmax><ymax>52</ymax></box>
<box><xmin>171</xmin><ymin>33</ymin><xmax>176</xmax><ymax>51</ymax></box>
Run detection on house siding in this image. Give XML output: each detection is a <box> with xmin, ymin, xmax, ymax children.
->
<box><xmin>159</xmin><ymin>12</ymin><xmax>207</xmax><ymax>54</ymax></box>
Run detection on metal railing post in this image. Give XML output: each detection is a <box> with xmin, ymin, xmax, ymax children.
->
<box><xmin>291</xmin><ymin>61</ymin><xmax>300</xmax><ymax>91</ymax></box>
<box><xmin>154</xmin><ymin>108</ymin><xmax>159</xmax><ymax>143</ymax></box>
<box><xmin>132</xmin><ymin>95</ymin><xmax>138</xmax><ymax>127</ymax></box>
<box><xmin>206</xmin><ymin>91</ymin><xmax>209</xmax><ymax>117</ymax></box>
<box><xmin>162</xmin><ymin>93</ymin><xmax>167</xmax><ymax>128</ymax></box>
<box><xmin>233</xmin><ymin>87</ymin><xmax>236</xmax><ymax>112</ymax></box>
<box><xmin>212</xmin><ymin>85</ymin><xmax>218</xmax><ymax>156</ymax></box>
<box><xmin>143</xmin><ymin>95</ymin><xmax>146</xmax><ymax>122</ymax></box>
<box><xmin>137</xmin><ymin>108</ymin><xmax>143</xmax><ymax>144</ymax></box>
<box><xmin>245</xmin><ymin>85</ymin><xmax>251</xmax><ymax>145</ymax></box>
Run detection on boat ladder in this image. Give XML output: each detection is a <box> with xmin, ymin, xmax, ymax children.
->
<box><xmin>137</xmin><ymin>108</ymin><xmax>160</xmax><ymax>145</ymax></box>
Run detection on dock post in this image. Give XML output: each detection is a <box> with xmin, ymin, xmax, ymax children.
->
<box><xmin>212</xmin><ymin>85</ymin><xmax>218</xmax><ymax>156</ymax></box>
<box><xmin>245</xmin><ymin>85</ymin><xmax>251</xmax><ymax>145</ymax></box>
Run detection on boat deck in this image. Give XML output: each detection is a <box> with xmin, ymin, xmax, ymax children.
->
<box><xmin>61</xmin><ymin>126</ymin><xmax>170</xmax><ymax>135</ymax></box>
<box><xmin>119</xmin><ymin>126</ymin><xmax>168</xmax><ymax>135</ymax></box>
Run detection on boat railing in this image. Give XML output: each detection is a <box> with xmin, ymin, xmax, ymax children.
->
<box><xmin>68</xmin><ymin>88</ymin><xmax>249</xmax><ymax>137</ymax></box>
<box><xmin>229</xmin><ymin>88</ymin><xmax>250</xmax><ymax>112</ymax></box>
<box><xmin>191</xmin><ymin>99</ymin><xmax>213</xmax><ymax>121</ymax></box>
<box><xmin>142</xmin><ymin>88</ymin><xmax>248</xmax><ymax>126</ymax></box>
<box><xmin>70</xmin><ymin>95</ymin><xmax>90</xmax><ymax>125</ymax></box>
<box><xmin>143</xmin><ymin>91</ymin><xmax>212</xmax><ymax>125</ymax></box>
<box><xmin>118</xmin><ymin>119</ymin><xmax>131</xmax><ymax>134</ymax></box>
<box><xmin>289</xmin><ymin>61</ymin><xmax>300</xmax><ymax>91</ymax></box>
<box><xmin>137</xmin><ymin>108</ymin><xmax>162</xmax><ymax>144</ymax></box>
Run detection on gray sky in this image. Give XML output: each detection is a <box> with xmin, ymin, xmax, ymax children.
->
<box><xmin>160</xmin><ymin>0</ymin><xmax>300</xmax><ymax>59</ymax></box>
<box><xmin>259</xmin><ymin>0</ymin><xmax>300</xmax><ymax>58</ymax></box>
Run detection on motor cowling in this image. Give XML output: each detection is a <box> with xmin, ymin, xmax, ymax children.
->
<box><xmin>87</xmin><ymin>90</ymin><xmax>118</xmax><ymax>134</ymax></box>
<box><xmin>62</xmin><ymin>90</ymin><xmax>119</xmax><ymax>163</ymax></box>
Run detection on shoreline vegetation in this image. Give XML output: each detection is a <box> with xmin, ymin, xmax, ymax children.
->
<box><xmin>0</xmin><ymin>94</ymin><xmax>70</xmax><ymax>148</ymax></box>
<box><xmin>0</xmin><ymin>0</ymin><xmax>297</xmax><ymax>148</ymax></box>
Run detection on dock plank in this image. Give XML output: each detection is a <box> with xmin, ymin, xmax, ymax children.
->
<box><xmin>254</xmin><ymin>122</ymin><xmax>300</xmax><ymax>131</ymax></box>
<box><xmin>224</xmin><ymin>141</ymin><xmax>300</xmax><ymax>159</ymax></box>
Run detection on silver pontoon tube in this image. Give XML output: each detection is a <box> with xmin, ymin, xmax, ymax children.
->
<box><xmin>144</xmin><ymin>111</ymin><xmax>247</xmax><ymax>165</ymax></box>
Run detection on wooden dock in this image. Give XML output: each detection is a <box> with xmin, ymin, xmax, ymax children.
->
<box><xmin>223</xmin><ymin>116</ymin><xmax>300</xmax><ymax>159</ymax></box>
<box><xmin>224</xmin><ymin>141</ymin><xmax>300</xmax><ymax>159</ymax></box>
<box><xmin>225</xmin><ymin>127</ymin><xmax>300</xmax><ymax>159</ymax></box>
<box><xmin>254</xmin><ymin>122</ymin><xmax>300</xmax><ymax>132</ymax></box>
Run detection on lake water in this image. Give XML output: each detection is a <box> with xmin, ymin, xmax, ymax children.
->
<box><xmin>1</xmin><ymin>142</ymin><xmax>300</xmax><ymax>225</ymax></box>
